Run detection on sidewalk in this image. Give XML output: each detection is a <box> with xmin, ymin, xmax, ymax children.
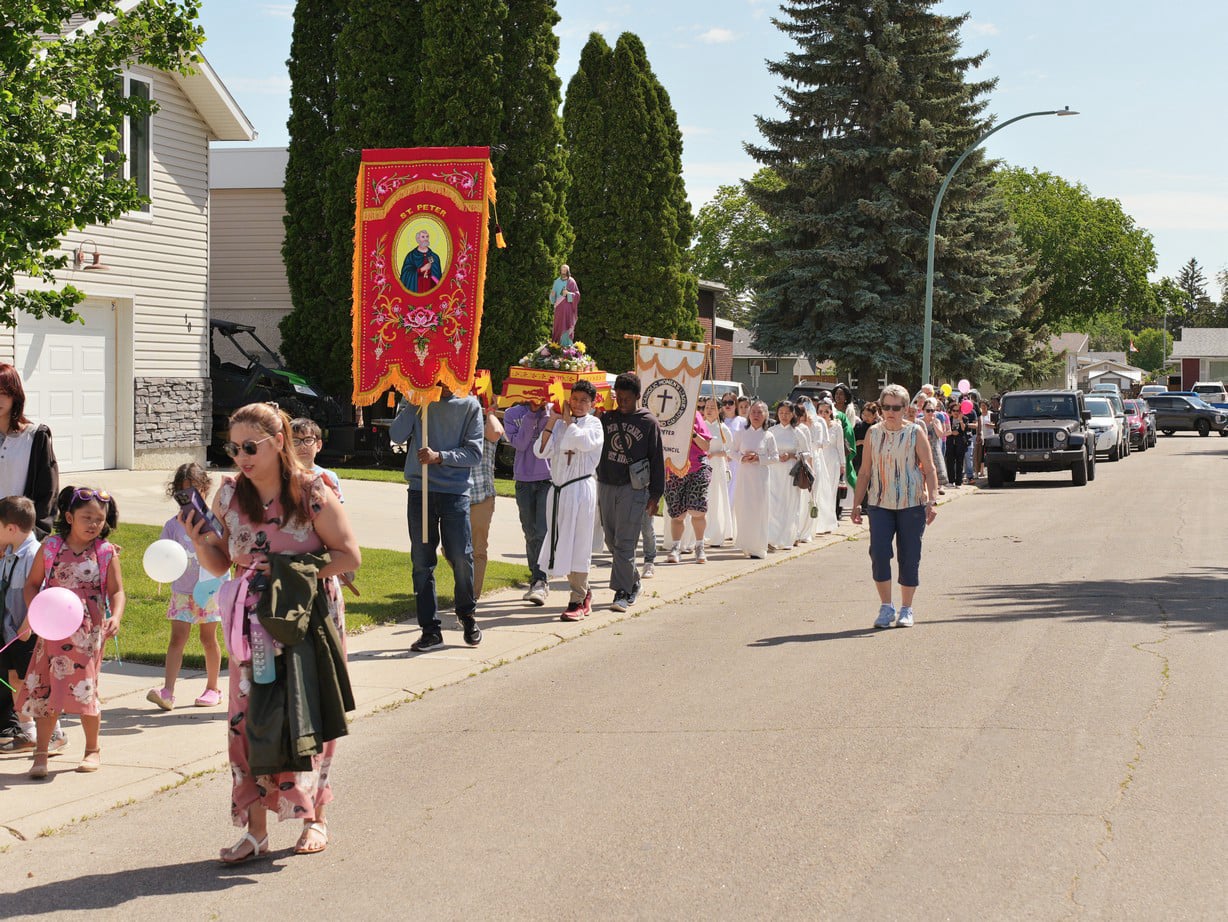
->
<box><xmin>0</xmin><ymin>468</ymin><xmax>967</xmax><ymax>841</ymax></box>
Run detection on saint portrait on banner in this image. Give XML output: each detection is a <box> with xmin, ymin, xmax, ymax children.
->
<box><xmin>400</xmin><ymin>228</ymin><xmax>445</xmax><ymax>294</ymax></box>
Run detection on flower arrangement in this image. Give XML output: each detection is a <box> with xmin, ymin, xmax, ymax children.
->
<box><xmin>518</xmin><ymin>340</ymin><xmax>597</xmax><ymax>372</ymax></box>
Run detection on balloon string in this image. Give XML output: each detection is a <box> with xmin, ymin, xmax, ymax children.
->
<box><xmin>0</xmin><ymin>676</ymin><xmax>13</xmax><ymax>693</ymax></box>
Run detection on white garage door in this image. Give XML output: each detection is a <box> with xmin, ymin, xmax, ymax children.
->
<box><xmin>17</xmin><ymin>300</ymin><xmax>117</xmax><ymax>472</ymax></box>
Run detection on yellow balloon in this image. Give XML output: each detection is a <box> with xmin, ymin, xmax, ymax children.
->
<box><xmin>941</xmin><ymin>383</ymin><xmax>952</xmax><ymax>397</ymax></box>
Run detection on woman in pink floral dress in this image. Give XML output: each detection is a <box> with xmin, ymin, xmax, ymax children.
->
<box><xmin>18</xmin><ymin>486</ymin><xmax>124</xmax><ymax>778</ymax></box>
<box><xmin>183</xmin><ymin>403</ymin><xmax>360</xmax><ymax>864</ymax></box>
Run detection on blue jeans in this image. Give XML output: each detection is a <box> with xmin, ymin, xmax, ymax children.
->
<box><xmin>515</xmin><ymin>480</ymin><xmax>550</xmax><ymax>583</ymax></box>
<box><xmin>407</xmin><ymin>489</ymin><xmax>476</xmax><ymax>632</ymax></box>
<box><xmin>867</xmin><ymin>504</ymin><xmax>927</xmax><ymax>587</ymax></box>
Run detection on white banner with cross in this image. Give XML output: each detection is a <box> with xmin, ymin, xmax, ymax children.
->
<box><xmin>633</xmin><ymin>335</ymin><xmax>708</xmax><ymax>478</ymax></box>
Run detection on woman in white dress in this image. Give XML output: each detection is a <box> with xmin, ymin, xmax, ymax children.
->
<box><xmin>798</xmin><ymin>399</ymin><xmax>836</xmax><ymax>534</ymax></box>
<box><xmin>701</xmin><ymin>398</ymin><xmax>734</xmax><ymax>546</ymax></box>
<box><xmin>817</xmin><ymin>399</ymin><xmax>844</xmax><ymax>534</ymax></box>
<box><xmin>732</xmin><ymin>401</ymin><xmax>776</xmax><ymax>559</ymax></box>
<box><xmin>767</xmin><ymin>402</ymin><xmax>812</xmax><ymax>548</ymax></box>
<box><xmin>719</xmin><ymin>392</ymin><xmax>746</xmax><ymax>507</ymax></box>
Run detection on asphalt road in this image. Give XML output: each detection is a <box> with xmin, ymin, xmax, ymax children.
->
<box><xmin>3</xmin><ymin>434</ymin><xmax>1226</xmax><ymax>920</ymax></box>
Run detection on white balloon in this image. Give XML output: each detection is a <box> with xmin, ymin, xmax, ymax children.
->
<box><xmin>143</xmin><ymin>539</ymin><xmax>189</xmax><ymax>584</ymax></box>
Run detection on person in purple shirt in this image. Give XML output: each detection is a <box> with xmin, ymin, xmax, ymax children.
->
<box><xmin>502</xmin><ymin>398</ymin><xmax>553</xmax><ymax>605</ymax></box>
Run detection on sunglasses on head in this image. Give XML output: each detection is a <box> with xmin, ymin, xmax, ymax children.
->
<box><xmin>71</xmin><ymin>488</ymin><xmax>111</xmax><ymax>504</ymax></box>
<box><xmin>881</xmin><ymin>403</ymin><xmax>906</xmax><ymax>412</ymax></box>
<box><xmin>222</xmin><ymin>435</ymin><xmax>275</xmax><ymax>458</ymax></box>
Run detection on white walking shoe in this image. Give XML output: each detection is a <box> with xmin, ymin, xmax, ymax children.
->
<box><xmin>896</xmin><ymin>607</ymin><xmax>915</xmax><ymax>628</ymax></box>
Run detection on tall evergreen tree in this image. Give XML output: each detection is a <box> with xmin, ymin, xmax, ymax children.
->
<box><xmin>747</xmin><ymin>0</ymin><xmax>1039</xmax><ymax>392</ymax></box>
<box><xmin>480</xmin><ymin>0</ymin><xmax>572</xmax><ymax>380</ymax></box>
<box><xmin>566</xmin><ymin>33</ymin><xmax>700</xmax><ymax>374</ymax></box>
<box><xmin>280</xmin><ymin>0</ymin><xmax>346</xmax><ymax>384</ymax></box>
<box><xmin>417</xmin><ymin>0</ymin><xmax>506</xmax><ymax>146</ymax></box>
<box><xmin>282</xmin><ymin>0</ymin><xmax>424</xmax><ymax>396</ymax></box>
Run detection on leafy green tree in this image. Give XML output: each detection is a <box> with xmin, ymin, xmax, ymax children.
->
<box><xmin>996</xmin><ymin>167</ymin><xmax>1157</xmax><ymax>330</ymax></box>
<box><xmin>478</xmin><ymin>0</ymin><xmax>572</xmax><ymax>381</ymax></box>
<box><xmin>0</xmin><ymin>1</ymin><xmax>203</xmax><ymax>325</ymax></box>
<box><xmin>1133</xmin><ymin>327</ymin><xmax>1171</xmax><ymax>373</ymax></box>
<box><xmin>281</xmin><ymin>0</ymin><xmax>346</xmax><ymax>381</ymax></box>
<box><xmin>566</xmin><ymin>33</ymin><xmax>701</xmax><ymax>373</ymax></box>
<box><xmin>746</xmin><ymin>0</ymin><xmax>1041</xmax><ymax>393</ymax></box>
<box><xmin>691</xmin><ymin>168</ymin><xmax>784</xmax><ymax>325</ymax></box>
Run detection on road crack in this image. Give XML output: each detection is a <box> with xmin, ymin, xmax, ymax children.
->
<box><xmin>1066</xmin><ymin>596</ymin><xmax>1171</xmax><ymax>915</ymax></box>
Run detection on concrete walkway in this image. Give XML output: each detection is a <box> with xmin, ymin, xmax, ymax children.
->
<box><xmin>0</xmin><ymin>466</ymin><xmax>933</xmax><ymax>842</ymax></box>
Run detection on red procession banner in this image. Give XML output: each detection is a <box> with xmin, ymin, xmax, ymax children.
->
<box><xmin>351</xmin><ymin>146</ymin><xmax>496</xmax><ymax>406</ymax></box>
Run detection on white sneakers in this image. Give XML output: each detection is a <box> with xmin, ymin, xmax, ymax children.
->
<box><xmin>526</xmin><ymin>580</ymin><xmax>548</xmax><ymax>606</ymax></box>
<box><xmin>665</xmin><ymin>546</ymin><xmax>681</xmax><ymax>564</ymax></box>
<box><xmin>875</xmin><ymin>604</ymin><xmax>915</xmax><ymax>628</ymax></box>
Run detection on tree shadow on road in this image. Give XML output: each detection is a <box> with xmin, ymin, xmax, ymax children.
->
<box><xmin>3</xmin><ymin>857</ymin><xmax>285</xmax><ymax>915</ymax></box>
<box><xmin>748</xmin><ymin>568</ymin><xmax>1228</xmax><ymax>645</ymax></box>
<box><xmin>941</xmin><ymin>567</ymin><xmax>1228</xmax><ymax>633</ymax></box>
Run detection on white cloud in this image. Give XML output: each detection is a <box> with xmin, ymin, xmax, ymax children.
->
<box><xmin>1118</xmin><ymin>191</ymin><xmax>1228</xmax><ymax>232</ymax></box>
<box><xmin>697</xmin><ymin>27</ymin><xmax>737</xmax><ymax>44</ymax></box>
<box><xmin>227</xmin><ymin>75</ymin><xmax>292</xmax><ymax>96</ymax></box>
<box><xmin>260</xmin><ymin>3</ymin><xmax>293</xmax><ymax>19</ymax></box>
<box><xmin>966</xmin><ymin>20</ymin><xmax>999</xmax><ymax>37</ymax></box>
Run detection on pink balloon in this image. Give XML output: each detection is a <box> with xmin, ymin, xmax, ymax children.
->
<box><xmin>28</xmin><ymin>587</ymin><xmax>86</xmax><ymax>642</ymax></box>
<box><xmin>960</xmin><ymin>399</ymin><xmax>974</xmax><ymax>415</ymax></box>
<box><xmin>957</xmin><ymin>378</ymin><xmax>971</xmax><ymax>394</ymax></box>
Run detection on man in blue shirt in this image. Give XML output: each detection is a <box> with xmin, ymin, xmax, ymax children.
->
<box><xmin>390</xmin><ymin>389</ymin><xmax>484</xmax><ymax>652</ymax></box>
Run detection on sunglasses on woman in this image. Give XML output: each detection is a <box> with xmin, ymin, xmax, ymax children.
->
<box><xmin>222</xmin><ymin>435</ymin><xmax>275</xmax><ymax>458</ymax></box>
<box><xmin>71</xmin><ymin>488</ymin><xmax>111</xmax><ymax>503</ymax></box>
<box><xmin>881</xmin><ymin>404</ymin><xmax>906</xmax><ymax>412</ymax></box>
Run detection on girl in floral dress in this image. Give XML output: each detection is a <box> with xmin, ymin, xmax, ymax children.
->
<box><xmin>17</xmin><ymin>487</ymin><xmax>124</xmax><ymax>778</ymax></box>
<box><xmin>182</xmin><ymin>402</ymin><xmax>360</xmax><ymax>864</ymax></box>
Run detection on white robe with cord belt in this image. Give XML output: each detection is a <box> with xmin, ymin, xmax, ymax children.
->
<box><xmin>534</xmin><ymin>413</ymin><xmax>604</xmax><ymax>576</ymax></box>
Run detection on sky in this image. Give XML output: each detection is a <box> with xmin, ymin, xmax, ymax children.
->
<box><xmin>199</xmin><ymin>0</ymin><xmax>1228</xmax><ymax>297</ymax></box>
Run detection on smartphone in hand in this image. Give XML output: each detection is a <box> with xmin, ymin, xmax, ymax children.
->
<box><xmin>174</xmin><ymin>488</ymin><xmax>224</xmax><ymax>537</ymax></box>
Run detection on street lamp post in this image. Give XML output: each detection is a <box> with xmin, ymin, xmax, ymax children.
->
<box><xmin>921</xmin><ymin>107</ymin><xmax>1079</xmax><ymax>385</ymax></box>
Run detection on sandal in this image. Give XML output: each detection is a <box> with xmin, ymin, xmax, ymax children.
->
<box><xmin>294</xmin><ymin>821</ymin><xmax>328</xmax><ymax>855</ymax></box>
<box><xmin>219</xmin><ymin>831</ymin><xmax>270</xmax><ymax>865</ymax></box>
<box><xmin>76</xmin><ymin>749</ymin><xmax>101</xmax><ymax>773</ymax></box>
<box><xmin>28</xmin><ymin>751</ymin><xmax>49</xmax><ymax>780</ymax></box>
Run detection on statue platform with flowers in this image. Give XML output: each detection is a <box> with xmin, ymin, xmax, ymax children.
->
<box><xmin>498</xmin><ymin>340</ymin><xmax>611</xmax><ymax>409</ymax></box>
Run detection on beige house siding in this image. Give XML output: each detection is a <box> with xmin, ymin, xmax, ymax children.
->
<box><xmin>52</xmin><ymin>65</ymin><xmax>212</xmax><ymax>378</ymax></box>
<box><xmin>209</xmin><ymin>187</ymin><xmax>292</xmax><ymax>352</ymax></box>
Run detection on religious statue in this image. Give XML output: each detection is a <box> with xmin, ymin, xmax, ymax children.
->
<box><xmin>400</xmin><ymin>229</ymin><xmax>443</xmax><ymax>294</ymax></box>
<box><xmin>550</xmin><ymin>264</ymin><xmax>581</xmax><ymax>346</ymax></box>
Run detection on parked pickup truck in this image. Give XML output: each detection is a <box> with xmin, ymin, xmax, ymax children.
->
<box><xmin>982</xmin><ymin>389</ymin><xmax>1095</xmax><ymax>487</ymax></box>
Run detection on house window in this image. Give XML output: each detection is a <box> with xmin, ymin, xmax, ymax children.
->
<box><xmin>752</xmin><ymin>359</ymin><xmax>778</xmax><ymax>375</ymax></box>
<box><xmin>122</xmin><ymin>75</ymin><xmax>152</xmax><ymax>213</ymax></box>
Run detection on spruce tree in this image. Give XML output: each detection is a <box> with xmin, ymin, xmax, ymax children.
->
<box><xmin>566</xmin><ymin>33</ymin><xmax>701</xmax><ymax>374</ymax></box>
<box><xmin>280</xmin><ymin>0</ymin><xmax>345</xmax><ymax>385</ymax></box>
<box><xmin>747</xmin><ymin>0</ymin><xmax>1038</xmax><ymax>391</ymax></box>
<box><xmin>480</xmin><ymin>0</ymin><xmax>572</xmax><ymax>380</ymax></box>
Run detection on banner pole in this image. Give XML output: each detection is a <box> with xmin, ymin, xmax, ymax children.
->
<box><xmin>421</xmin><ymin>401</ymin><xmax>430</xmax><ymax>543</ymax></box>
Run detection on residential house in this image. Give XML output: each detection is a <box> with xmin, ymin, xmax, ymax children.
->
<box><xmin>1169</xmin><ymin>328</ymin><xmax>1228</xmax><ymax>388</ymax></box>
<box><xmin>1043</xmin><ymin>332</ymin><xmax>1090</xmax><ymax>390</ymax></box>
<box><xmin>209</xmin><ymin>147</ymin><xmax>291</xmax><ymax>352</ymax></box>
<box><xmin>731</xmin><ymin>326</ymin><xmax>815</xmax><ymax>405</ymax></box>
<box><xmin>1077</xmin><ymin>358</ymin><xmax>1145</xmax><ymax>393</ymax></box>
<box><xmin>695</xmin><ymin>280</ymin><xmax>735</xmax><ymax>380</ymax></box>
<box><xmin>5</xmin><ymin>11</ymin><xmax>255</xmax><ymax>470</ymax></box>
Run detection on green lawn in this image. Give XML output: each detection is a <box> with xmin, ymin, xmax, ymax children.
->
<box><xmin>333</xmin><ymin>466</ymin><xmax>517</xmax><ymax>497</ymax></box>
<box><xmin>107</xmin><ymin>523</ymin><xmax>529</xmax><ymax>669</ymax></box>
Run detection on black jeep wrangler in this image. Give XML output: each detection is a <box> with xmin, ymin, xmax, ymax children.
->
<box><xmin>982</xmin><ymin>389</ymin><xmax>1095</xmax><ymax>487</ymax></box>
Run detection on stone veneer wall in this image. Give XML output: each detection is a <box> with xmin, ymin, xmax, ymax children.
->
<box><xmin>134</xmin><ymin>377</ymin><xmax>211</xmax><ymax>453</ymax></box>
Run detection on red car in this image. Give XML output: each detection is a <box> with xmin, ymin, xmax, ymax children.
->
<box><xmin>1122</xmin><ymin>398</ymin><xmax>1153</xmax><ymax>450</ymax></box>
